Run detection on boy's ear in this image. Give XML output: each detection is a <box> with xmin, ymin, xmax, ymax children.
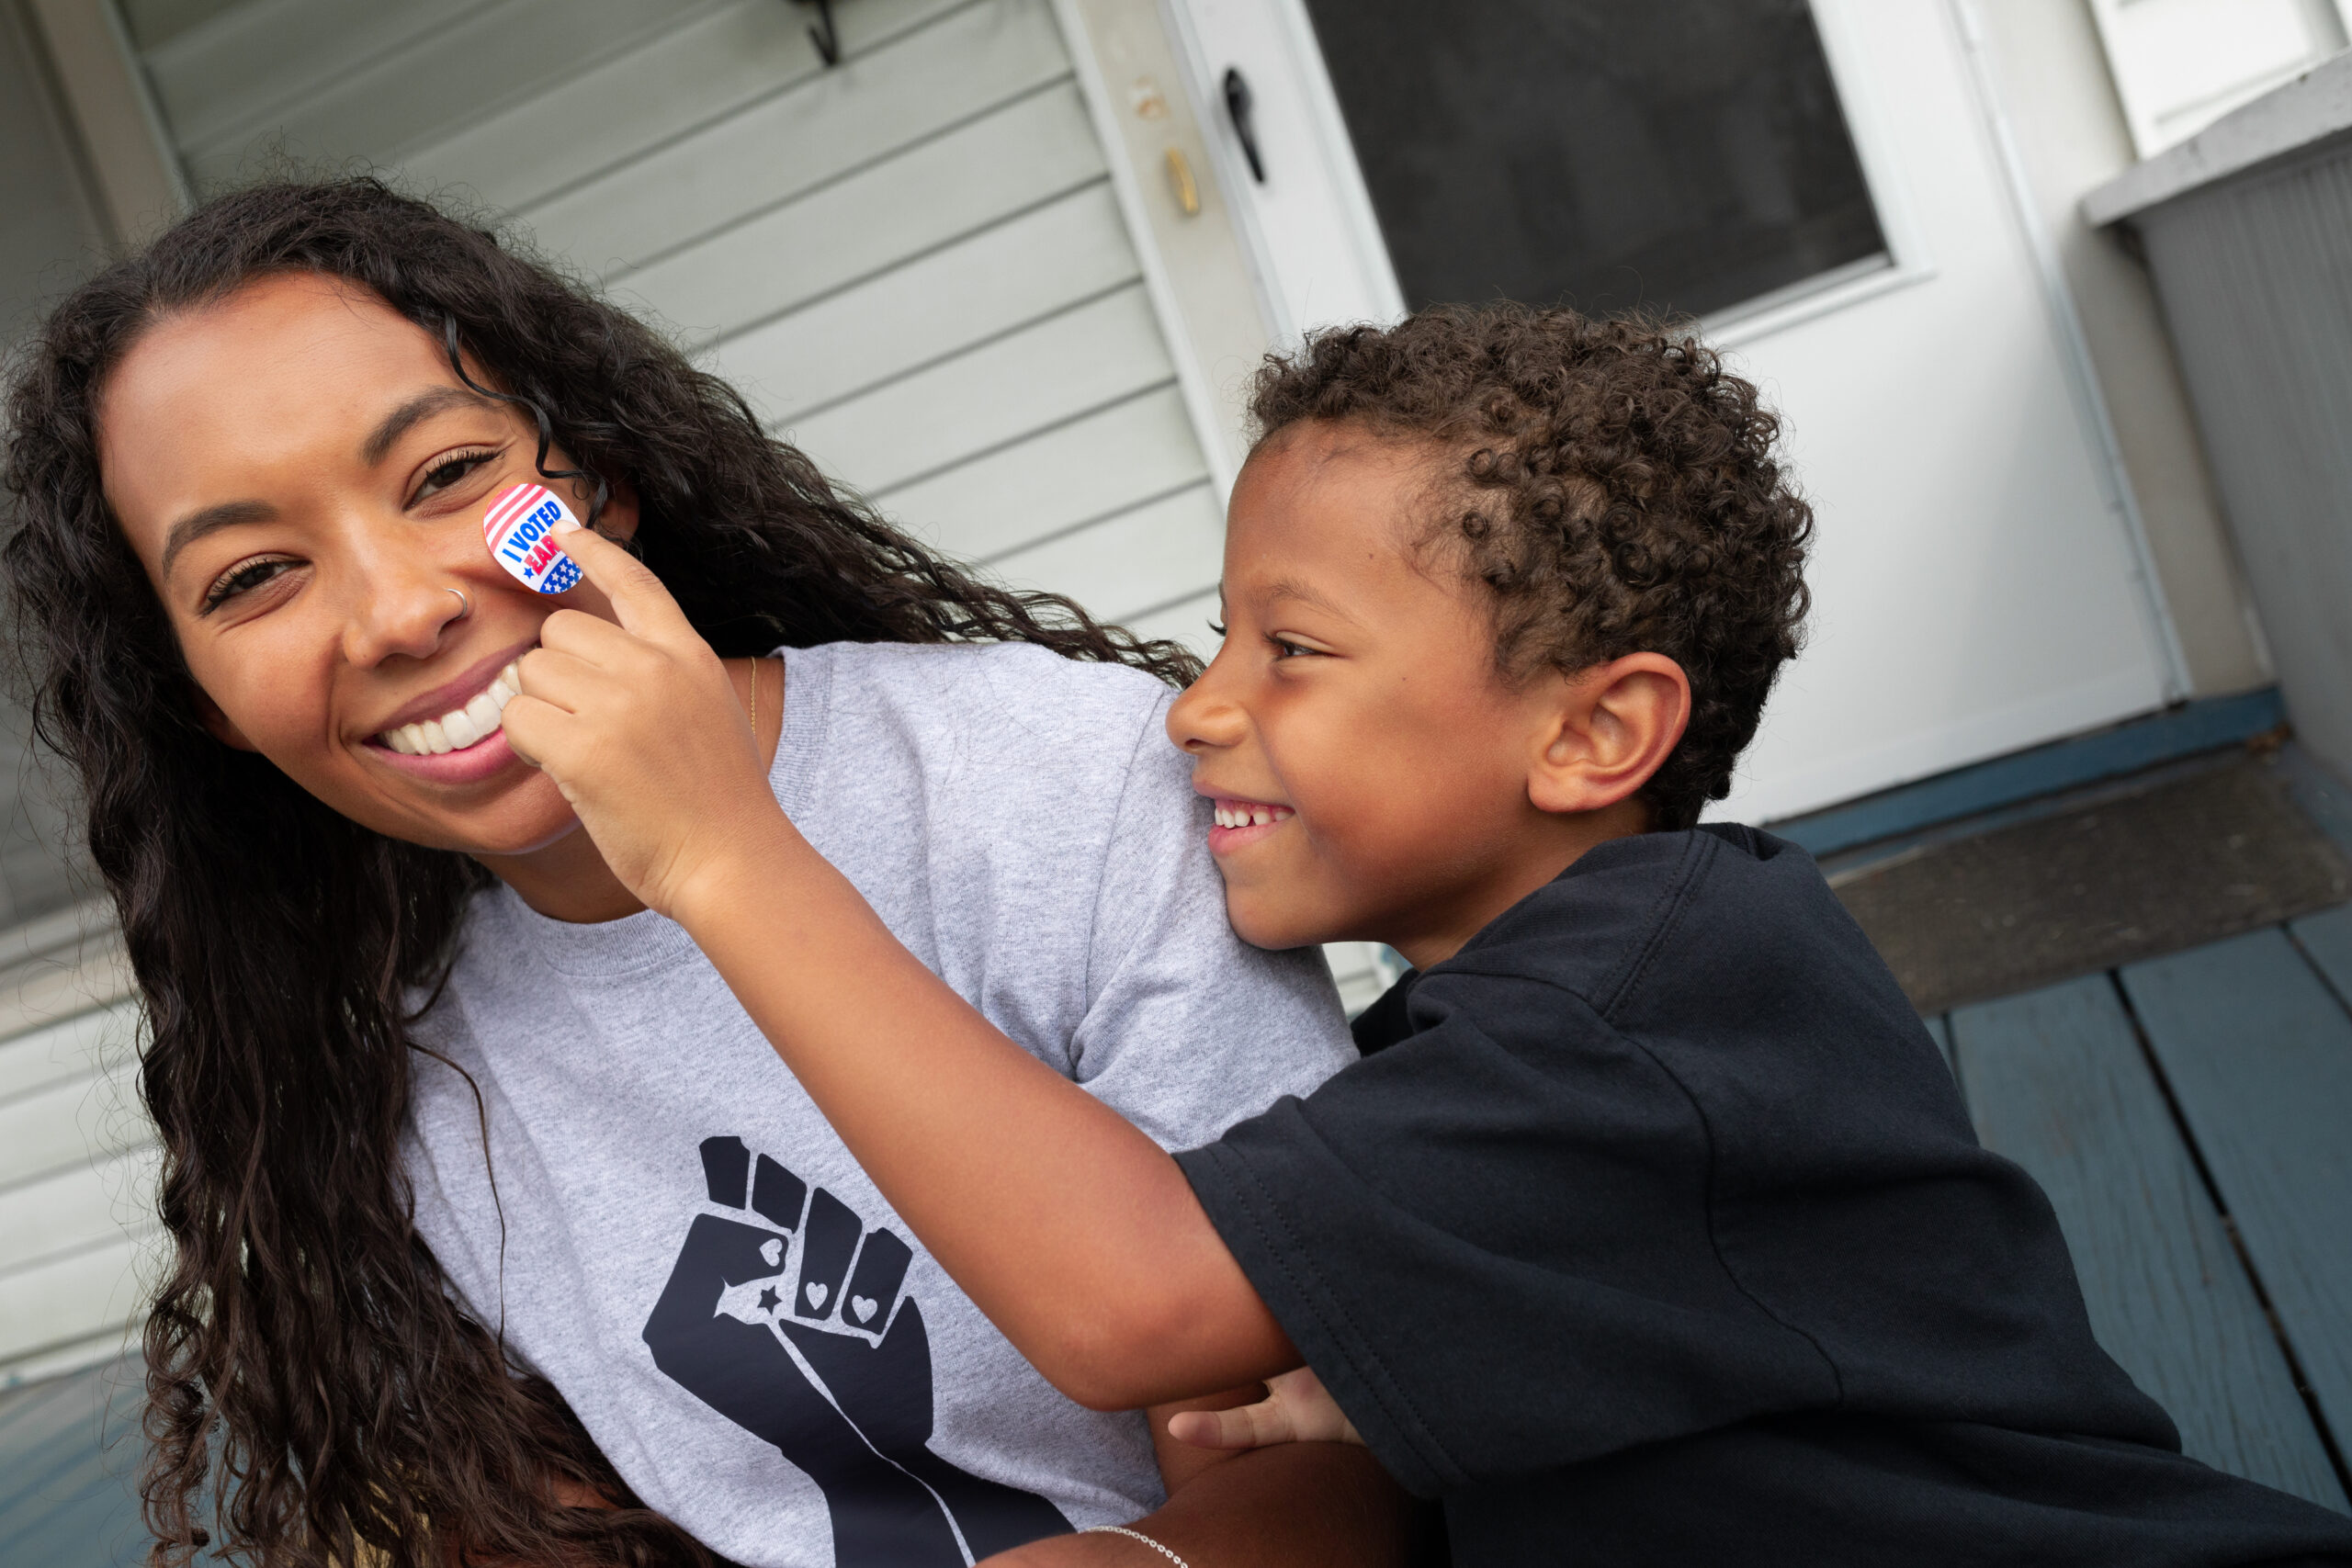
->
<box><xmin>1527</xmin><ymin>653</ymin><xmax>1692</xmax><ymax>817</ymax></box>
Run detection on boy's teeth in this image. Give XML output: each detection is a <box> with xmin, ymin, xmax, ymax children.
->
<box><xmin>379</xmin><ymin>660</ymin><xmax>525</xmax><ymax>755</ymax></box>
<box><xmin>1214</xmin><ymin>800</ymin><xmax>1295</xmax><ymax>829</ymax></box>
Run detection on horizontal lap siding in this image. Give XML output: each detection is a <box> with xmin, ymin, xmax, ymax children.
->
<box><xmin>787</xmin><ymin>283</ymin><xmax>1177</xmax><ymax>497</ymax></box>
<box><xmin>517</xmin><ymin>2</ymin><xmax>1050</xmax><ymax>276</ymax></box>
<box><xmin>878</xmin><ymin>382</ymin><xmax>1201</xmax><ymax>564</ymax></box>
<box><xmin>145</xmin><ymin>0</ymin><xmax>1222</xmax><ymax>649</ymax></box>
<box><xmin>702</xmin><ymin>184</ymin><xmax>1144</xmax><ymax>424</ymax></box>
<box><xmin>612</xmin><ymin>85</ymin><xmax>1107</xmax><ymax>348</ymax></box>
<box><xmin>0</xmin><ymin>962</ymin><xmax>152</xmax><ymax>1378</ymax></box>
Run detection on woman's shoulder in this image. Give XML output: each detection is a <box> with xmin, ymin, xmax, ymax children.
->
<box><xmin>795</xmin><ymin>637</ymin><xmax>1170</xmax><ymax>693</ymax></box>
<box><xmin>789</xmin><ymin>638</ymin><xmax>1178</xmax><ymax>750</ymax></box>
<box><xmin>780</xmin><ymin>640</ymin><xmax>1198</xmax><ymax>844</ymax></box>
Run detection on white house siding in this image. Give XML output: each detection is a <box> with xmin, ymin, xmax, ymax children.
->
<box><xmin>0</xmin><ymin>909</ymin><xmax>151</xmax><ymax>1383</ymax></box>
<box><xmin>138</xmin><ymin>0</ymin><xmax>1228</xmax><ymax>644</ymax></box>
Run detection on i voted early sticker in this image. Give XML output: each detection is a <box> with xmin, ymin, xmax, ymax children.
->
<box><xmin>482</xmin><ymin>483</ymin><xmax>585</xmax><ymax>595</ymax></box>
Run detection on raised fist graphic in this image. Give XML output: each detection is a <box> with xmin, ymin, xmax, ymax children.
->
<box><xmin>642</xmin><ymin>1136</ymin><xmax>1070</xmax><ymax>1564</ymax></box>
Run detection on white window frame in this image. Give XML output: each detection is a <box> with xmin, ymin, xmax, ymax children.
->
<box><xmin>1153</xmin><ymin>0</ymin><xmax>1939</xmax><ymax>351</ymax></box>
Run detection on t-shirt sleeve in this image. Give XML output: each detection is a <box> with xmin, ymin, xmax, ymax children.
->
<box><xmin>1063</xmin><ymin>692</ymin><xmax>1356</xmax><ymax>1149</ymax></box>
<box><xmin>1175</xmin><ymin>970</ymin><xmax>1840</xmax><ymax>1497</ymax></box>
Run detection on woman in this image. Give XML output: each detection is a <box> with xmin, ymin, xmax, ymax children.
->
<box><xmin>3</xmin><ymin>180</ymin><xmax>1412</xmax><ymax>1568</ymax></box>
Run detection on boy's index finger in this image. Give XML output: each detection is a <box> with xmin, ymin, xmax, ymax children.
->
<box><xmin>545</xmin><ymin>515</ymin><xmax>695</xmax><ymax>645</ymax></box>
<box><xmin>481</xmin><ymin>480</ymin><xmax>694</xmax><ymax>644</ymax></box>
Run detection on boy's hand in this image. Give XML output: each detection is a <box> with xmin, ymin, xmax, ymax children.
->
<box><xmin>500</xmin><ymin>520</ymin><xmax>787</xmax><ymax>920</ymax></box>
<box><xmin>1164</xmin><ymin>1367</ymin><xmax>1362</xmax><ymax>1450</ymax></box>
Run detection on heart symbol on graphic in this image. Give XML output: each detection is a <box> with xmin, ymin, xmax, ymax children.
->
<box><xmin>850</xmin><ymin>1295</ymin><xmax>878</xmax><ymax>1324</ymax></box>
<box><xmin>805</xmin><ymin>1282</ymin><xmax>829</xmax><ymax>1310</ymax></box>
<box><xmin>760</xmin><ymin>1239</ymin><xmax>784</xmax><ymax>1268</ymax></box>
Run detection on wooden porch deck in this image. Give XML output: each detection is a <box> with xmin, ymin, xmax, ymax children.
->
<box><xmin>1925</xmin><ymin>909</ymin><xmax>2352</xmax><ymax>1511</ymax></box>
<box><xmin>8</xmin><ymin>753</ymin><xmax>2352</xmax><ymax>1561</ymax></box>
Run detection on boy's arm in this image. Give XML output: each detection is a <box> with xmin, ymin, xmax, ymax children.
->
<box><xmin>507</xmin><ymin>525</ymin><xmax>1299</xmax><ymax>1410</ymax></box>
<box><xmin>684</xmin><ymin>825</ymin><xmax>1292</xmax><ymax>1410</ymax></box>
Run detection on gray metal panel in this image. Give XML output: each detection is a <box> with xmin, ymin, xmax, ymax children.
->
<box><xmin>2134</xmin><ymin>139</ymin><xmax>2352</xmax><ymax>780</ymax></box>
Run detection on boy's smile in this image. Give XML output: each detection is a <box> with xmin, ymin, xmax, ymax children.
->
<box><xmin>1169</xmin><ymin>421</ymin><xmax>1677</xmax><ymax>969</ymax></box>
<box><xmin>1208</xmin><ymin>797</ymin><xmax>1295</xmax><ymax>851</ymax></box>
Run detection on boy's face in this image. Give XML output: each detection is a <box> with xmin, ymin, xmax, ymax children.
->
<box><xmin>1169</xmin><ymin>423</ymin><xmax>1626</xmax><ymax>965</ymax></box>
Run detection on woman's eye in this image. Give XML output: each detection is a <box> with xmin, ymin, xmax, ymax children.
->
<box><xmin>412</xmin><ymin>449</ymin><xmax>495</xmax><ymax>503</ymax></box>
<box><xmin>200</xmin><ymin>558</ymin><xmax>297</xmax><ymax>613</ymax></box>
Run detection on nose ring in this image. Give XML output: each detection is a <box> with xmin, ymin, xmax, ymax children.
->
<box><xmin>446</xmin><ymin>587</ymin><xmax>471</xmax><ymax>621</ymax></box>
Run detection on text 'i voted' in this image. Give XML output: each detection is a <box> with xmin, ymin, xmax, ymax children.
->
<box><xmin>483</xmin><ymin>483</ymin><xmax>584</xmax><ymax>594</ymax></box>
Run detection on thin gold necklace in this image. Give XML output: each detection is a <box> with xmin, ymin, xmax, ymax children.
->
<box><xmin>746</xmin><ymin>656</ymin><xmax>759</xmax><ymax>742</ymax></box>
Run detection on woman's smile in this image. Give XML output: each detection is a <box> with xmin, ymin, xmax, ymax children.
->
<box><xmin>360</xmin><ymin>635</ymin><xmax>538</xmax><ymax>783</ymax></box>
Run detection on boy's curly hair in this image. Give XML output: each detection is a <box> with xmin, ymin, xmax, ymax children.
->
<box><xmin>1248</xmin><ymin>304</ymin><xmax>1813</xmax><ymax>831</ymax></box>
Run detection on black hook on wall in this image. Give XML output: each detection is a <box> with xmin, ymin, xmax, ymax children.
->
<box><xmin>794</xmin><ymin>0</ymin><xmax>842</xmax><ymax>66</ymax></box>
<box><xmin>1223</xmin><ymin>67</ymin><xmax>1266</xmax><ymax>184</ymax></box>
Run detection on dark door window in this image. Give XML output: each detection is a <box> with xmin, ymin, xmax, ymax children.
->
<box><xmin>1300</xmin><ymin>0</ymin><xmax>1887</xmax><ymax>320</ymax></box>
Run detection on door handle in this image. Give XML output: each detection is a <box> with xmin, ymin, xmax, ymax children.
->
<box><xmin>1223</xmin><ymin>67</ymin><xmax>1267</xmax><ymax>184</ymax></box>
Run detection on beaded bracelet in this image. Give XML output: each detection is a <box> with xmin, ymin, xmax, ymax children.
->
<box><xmin>1081</xmin><ymin>1523</ymin><xmax>1192</xmax><ymax>1567</ymax></box>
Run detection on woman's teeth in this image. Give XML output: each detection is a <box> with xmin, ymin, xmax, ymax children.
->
<box><xmin>1215</xmin><ymin>801</ymin><xmax>1294</xmax><ymax>829</ymax></box>
<box><xmin>378</xmin><ymin>662</ymin><xmax>523</xmax><ymax>755</ymax></box>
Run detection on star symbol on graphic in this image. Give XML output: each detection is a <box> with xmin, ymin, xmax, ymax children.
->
<box><xmin>756</xmin><ymin>1286</ymin><xmax>780</xmax><ymax>1314</ymax></box>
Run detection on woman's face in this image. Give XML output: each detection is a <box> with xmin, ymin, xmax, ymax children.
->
<box><xmin>99</xmin><ymin>271</ymin><xmax>637</xmax><ymax>856</ymax></box>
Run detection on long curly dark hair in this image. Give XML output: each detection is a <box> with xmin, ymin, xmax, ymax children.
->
<box><xmin>1248</xmin><ymin>304</ymin><xmax>1812</xmax><ymax>829</ymax></box>
<box><xmin>1</xmin><ymin>177</ymin><xmax>1198</xmax><ymax>1568</ymax></box>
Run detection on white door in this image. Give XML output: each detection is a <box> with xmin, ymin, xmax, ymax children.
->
<box><xmin>1161</xmin><ymin>0</ymin><xmax>2183</xmax><ymax>823</ymax></box>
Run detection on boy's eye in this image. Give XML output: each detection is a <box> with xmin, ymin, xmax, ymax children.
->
<box><xmin>411</xmin><ymin>448</ymin><xmax>496</xmax><ymax>504</ymax></box>
<box><xmin>200</xmin><ymin>556</ymin><xmax>298</xmax><ymax>614</ymax></box>
<box><xmin>1206</xmin><ymin>620</ymin><xmax>1228</xmax><ymax>638</ymax></box>
<box><xmin>1270</xmin><ymin>637</ymin><xmax>1318</xmax><ymax>660</ymax></box>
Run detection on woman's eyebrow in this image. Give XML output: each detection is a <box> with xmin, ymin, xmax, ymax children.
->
<box><xmin>360</xmin><ymin>386</ymin><xmax>498</xmax><ymax>467</ymax></box>
<box><xmin>157</xmin><ymin>389</ymin><xmax>502</xmax><ymax>583</ymax></box>
<box><xmin>160</xmin><ymin>499</ymin><xmax>275</xmax><ymax>583</ymax></box>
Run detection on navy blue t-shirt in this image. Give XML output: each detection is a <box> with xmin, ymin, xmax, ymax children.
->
<box><xmin>1177</xmin><ymin>825</ymin><xmax>2352</xmax><ymax>1565</ymax></box>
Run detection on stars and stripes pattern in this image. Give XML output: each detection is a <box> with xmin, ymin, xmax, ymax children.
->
<box><xmin>482</xmin><ymin>482</ymin><xmax>584</xmax><ymax>594</ymax></box>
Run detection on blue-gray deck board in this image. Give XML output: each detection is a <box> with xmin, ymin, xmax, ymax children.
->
<box><xmin>1951</xmin><ymin>975</ymin><xmax>2346</xmax><ymax>1508</ymax></box>
<box><xmin>2120</xmin><ymin>927</ymin><xmax>2352</xmax><ymax>1461</ymax></box>
<box><xmin>0</xmin><ymin>1360</ymin><xmax>144</xmax><ymax>1568</ymax></box>
<box><xmin>2287</xmin><ymin>900</ymin><xmax>2352</xmax><ymax>999</ymax></box>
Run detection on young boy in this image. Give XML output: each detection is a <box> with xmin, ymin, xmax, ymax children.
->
<box><xmin>562</xmin><ymin>306</ymin><xmax>2352</xmax><ymax>1564</ymax></box>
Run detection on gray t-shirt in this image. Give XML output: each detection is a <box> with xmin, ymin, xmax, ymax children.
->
<box><xmin>402</xmin><ymin>640</ymin><xmax>1354</xmax><ymax>1568</ymax></box>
